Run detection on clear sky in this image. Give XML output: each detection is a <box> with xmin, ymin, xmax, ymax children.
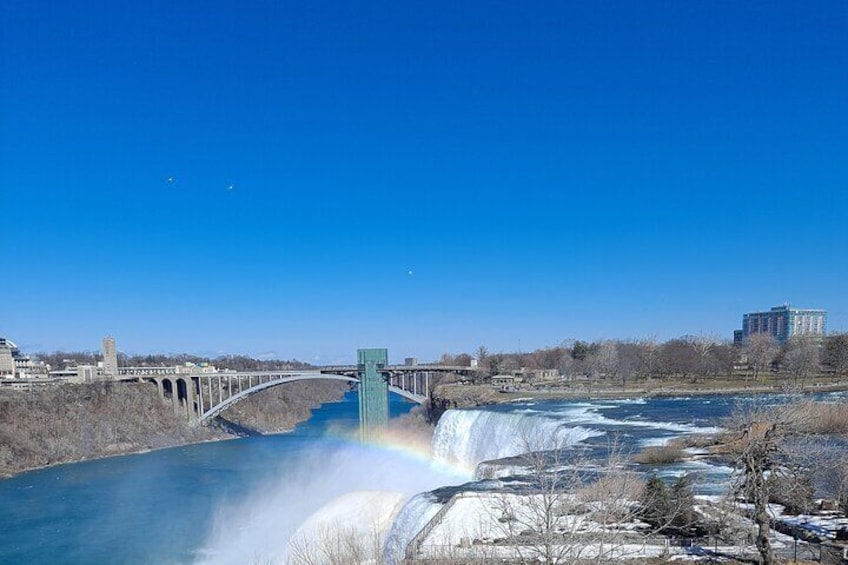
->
<box><xmin>2</xmin><ymin>1</ymin><xmax>846</xmax><ymax>364</ymax></box>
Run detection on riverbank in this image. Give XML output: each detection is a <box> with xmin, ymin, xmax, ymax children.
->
<box><xmin>0</xmin><ymin>380</ymin><xmax>348</xmax><ymax>479</ymax></box>
<box><xmin>433</xmin><ymin>376</ymin><xmax>848</xmax><ymax>410</ymax></box>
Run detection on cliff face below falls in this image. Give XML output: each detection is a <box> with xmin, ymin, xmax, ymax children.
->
<box><xmin>0</xmin><ymin>380</ymin><xmax>348</xmax><ymax>478</ymax></box>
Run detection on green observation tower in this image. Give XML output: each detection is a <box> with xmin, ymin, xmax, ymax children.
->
<box><xmin>357</xmin><ymin>348</ymin><xmax>389</xmax><ymax>440</ymax></box>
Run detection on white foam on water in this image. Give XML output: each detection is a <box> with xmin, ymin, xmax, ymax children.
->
<box><xmin>431</xmin><ymin>408</ymin><xmax>603</xmax><ymax>470</ymax></box>
<box><xmin>638</xmin><ymin>436</ymin><xmax>673</xmax><ymax>447</ymax></box>
<box><xmin>549</xmin><ymin>404</ymin><xmax>722</xmax><ymax>435</ymax></box>
<box><xmin>604</xmin><ymin>398</ymin><xmax>648</xmax><ymax>405</ymax></box>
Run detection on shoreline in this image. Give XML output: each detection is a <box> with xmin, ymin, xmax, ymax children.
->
<box><xmin>0</xmin><ymin>406</ymin><xmax>331</xmax><ymax>482</ymax></box>
<box><xmin>0</xmin><ymin>422</ymin><xmax>326</xmax><ymax>481</ymax></box>
<box><xmin>5</xmin><ymin>382</ymin><xmax>846</xmax><ymax>481</ymax></box>
<box><xmin>436</xmin><ymin>379</ymin><xmax>848</xmax><ymax>408</ymax></box>
<box><xmin>0</xmin><ymin>381</ymin><xmax>350</xmax><ymax>482</ymax></box>
<box><xmin>0</xmin><ymin>433</ymin><xmax>238</xmax><ymax>481</ymax></box>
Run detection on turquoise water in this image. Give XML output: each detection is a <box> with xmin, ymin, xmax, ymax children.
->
<box><xmin>0</xmin><ymin>392</ymin><xmax>414</xmax><ymax>565</ymax></box>
<box><xmin>5</xmin><ymin>391</ymin><xmax>840</xmax><ymax>564</ymax></box>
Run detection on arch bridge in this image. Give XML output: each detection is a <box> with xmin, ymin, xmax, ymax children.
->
<box><xmin>137</xmin><ymin>349</ymin><xmax>474</xmax><ymax>437</ymax></box>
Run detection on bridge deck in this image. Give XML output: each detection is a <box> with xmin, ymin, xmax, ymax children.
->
<box><xmin>119</xmin><ymin>364</ymin><xmax>475</xmax><ymax>380</ymax></box>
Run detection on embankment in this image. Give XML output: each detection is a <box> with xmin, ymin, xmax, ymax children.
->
<box><xmin>0</xmin><ymin>379</ymin><xmax>347</xmax><ymax>478</ymax></box>
<box><xmin>432</xmin><ymin>379</ymin><xmax>848</xmax><ymax>412</ymax></box>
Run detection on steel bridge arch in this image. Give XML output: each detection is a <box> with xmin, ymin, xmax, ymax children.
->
<box><xmin>197</xmin><ymin>373</ymin><xmax>425</xmax><ymax>425</ymax></box>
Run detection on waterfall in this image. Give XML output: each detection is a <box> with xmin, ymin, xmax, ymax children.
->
<box><xmin>379</xmin><ymin>408</ymin><xmax>605</xmax><ymax>563</ymax></box>
<box><xmin>431</xmin><ymin>408</ymin><xmax>604</xmax><ymax>471</ymax></box>
<box><xmin>382</xmin><ymin>492</ymin><xmax>443</xmax><ymax>564</ymax></box>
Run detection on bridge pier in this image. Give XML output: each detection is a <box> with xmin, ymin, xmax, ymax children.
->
<box><xmin>150</xmin><ymin>376</ymin><xmax>200</xmax><ymax>423</ymax></box>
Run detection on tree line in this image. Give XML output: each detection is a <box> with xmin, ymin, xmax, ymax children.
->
<box><xmin>33</xmin><ymin>351</ymin><xmax>314</xmax><ymax>372</ymax></box>
<box><xmin>438</xmin><ymin>333</ymin><xmax>848</xmax><ymax>385</ymax></box>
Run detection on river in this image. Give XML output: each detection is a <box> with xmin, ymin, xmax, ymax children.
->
<box><xmin>2</xmin><ymin>391</ymin><xmax>841</xmax><ymax>565</ymax></box>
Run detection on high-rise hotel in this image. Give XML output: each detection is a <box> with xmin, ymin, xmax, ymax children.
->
<box><xmin>735</xmin><ymin>304</ymin><xmax>827</xmax><ymax>344</ymax></box>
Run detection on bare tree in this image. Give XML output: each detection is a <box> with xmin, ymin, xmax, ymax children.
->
<box><xmin>657</xmin><ymin>338</ymin><xmax>698</xmax><ymax>381</ymax></box>
<box><xmin>581</xmin><ymin>341</ymin><xmax>616</xmax><ymax>386</ymax></box>
<box><xmin>616</xmin><ymin>341</ymin><xmax>650</xmax><ymax>388</ymax></box>
<box><xmin>475</xmin><ymin>345</ymin><xmax>489</xmax><ymax>365</ymax></box>
<box><xmin>287</xmin><ymin>522</ymin><xmax>385</xmax><ymax>565</ymax></box>
<box><xmin>832</xmin><ymin>455</ymin><xmax>848</xmax><ymax>514</ymax></box>
<box><xmin>453</xmin><ymin>353</ymin><xmax>473</xmax><ymax>367</ymax></box>
<box><xmin>438</xmin><ymin>352</ymin><xmax>457</xmax><ymax>366</ymax></box>
<box><xmin>689</xmin><ymin>335</ymin><xmax>717</xmax><ymax>383</ymax></box>
<box><xmin>782</xmin><ymin>337</ymin><xmax>820</xmax><ymax>388</ymax></box>
<box><xmin>709</xmin><ymin>342</ymin><xmax>736</xmax><ymax>378</ymax></box>
<box><xmin>534</xmin><ymin>346</ymin><xmax>569</xmax><ymax>373</ymax></box>
<box><xmin>723</xmin><ymin>398</ymin><xmax>827</xmax><ymax>565</ymax></box>
<box><xmin>824</xmin><ymin>333</ymin><xmax>848</xmax><ymax>377</ymax></box>
<box><xmin>744</xmin><ymin>334</ymin><xmax>779</xmax><ymax>381</ymax></box>
<box><xmin>637</xmin><ymin>338</ymin><xmax>662</xmax><ymax>382</ymax></box>
<box><xmin>727</xmin><ymin>405</ymin><xmax>784</xmax><ymax>564</ymax></box>
<box><xmin>479</xmin><ymin>432</ymin><xmax>666</xmax><ymax>565</ymax></box>
<box><xmin>499</xmin><ymin>356</ymin><xmax>521</xmax><ymax>374</ymax></box>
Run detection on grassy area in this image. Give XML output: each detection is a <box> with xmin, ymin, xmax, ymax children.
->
<box><xmin>632</xmin><ymin>445</ymin><xmax>686</xmax><ymax>465</ymax></box>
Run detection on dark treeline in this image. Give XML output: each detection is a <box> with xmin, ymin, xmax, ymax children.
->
<box><xmin>438</xmin><ymin>333</ymin><xmax>848</xmax><ymax>385</ymax></box>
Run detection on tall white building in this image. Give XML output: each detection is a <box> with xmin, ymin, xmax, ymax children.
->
<box><xmin>0</xmin><ymin>339</ymin><xmax>15</xmax><ymax>377</ymax></box>
<box><xmin>102</xmin><ymin>336</ymin><xmax>118</xmax><ymax>377</ymax></box>
<box><xmin>739</xmin><ymin>305</ymin><xmax>827</xmax><ymax>344</ymax></box>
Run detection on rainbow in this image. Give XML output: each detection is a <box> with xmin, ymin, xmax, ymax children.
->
<box><xmin>320</xmin><ymin>423</ymin><xmax>476</xmax><ymax>479</ymax></box>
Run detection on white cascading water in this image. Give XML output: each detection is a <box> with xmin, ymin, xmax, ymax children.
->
<box><xmin>431</xmin><ymin>408</ymin><xmax>604</xmax><ymax>472</ymax></box>
<box><xmin>199</xmin><ymin>407</ymin><xmax>603</xmax><ymax>565</ymax></box>
<box><xmin>380</xmin><ymin>408</ymin><xmax>605</xmax><ymax>562</ymax></box>
<box><xmin>382</xmin><ymin>492</ymin><xmax>444</xmax><ymax>564</ymax></box>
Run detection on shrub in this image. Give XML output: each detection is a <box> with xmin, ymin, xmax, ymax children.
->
<box><xmin>640</xmin><ymin>474</ymin><xmax>700</xmax><ymax>536</ymax></box>
<box><xmin>766</xmin><ymin>470</ymin><xmax>815</xmax><ymax>515</ymax></box>
<box><xmin>633</xmin><ymin>444</ymin><xmax>686</xmax><ymax>465</ymax></box>
<box><xmin>786</xmin><ymin>400</ymin><xmax>848</xmax><ymax>435</ymax></box>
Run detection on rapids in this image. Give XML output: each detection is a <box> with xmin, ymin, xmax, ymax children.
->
<box><xmin>11</xmin><ymin>392</ymin><xmax>840</xmax><ymax>564</ymax></box>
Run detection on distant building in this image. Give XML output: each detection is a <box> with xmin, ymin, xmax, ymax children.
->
<box><xmin>176</xmin><ymin>362</ymin><xmax>218</xmax><ymax>374</ymax></box>
<box><xmin>733</xmin><ymin>330</ymin><xmax>744</xmax><ymax>345</ymax></box>
<box><xmin>102</xmin><ymin>336</ymin><xmax>118</xmax><ymax>377</ymax></box>
<box><xmin>517</xmin><ymin>367</ymin><xmax>560</xmax><ymax>383</ymax></box>
<box><xmin>492</xmin><ymin>374</ymin><xmax>519</xmax><ymax>388</ymax></box>
<box><xmin>738</xmin><ymin>304</ymin><xmax>827</xmax><ymax>344</ymax></box>
<box><xmin>0</xmin><ymin>337</ymin><xmax>49</xmax><ymax>379</ymax></box>
<box><xmin>48</xmin><ymin>364</ymin><xmax>102</xmax><ymax>383</ymax></box>
<box><xmin>0</xmin><ymin>339</ymin><xmax>15</xmax><ymax>377</ymax></box>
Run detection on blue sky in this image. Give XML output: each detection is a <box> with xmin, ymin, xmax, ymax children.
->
<box><xmin>2</xmin><ymin>1</ymin><xmax>846</xmax><ymax>363</ymax></box>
